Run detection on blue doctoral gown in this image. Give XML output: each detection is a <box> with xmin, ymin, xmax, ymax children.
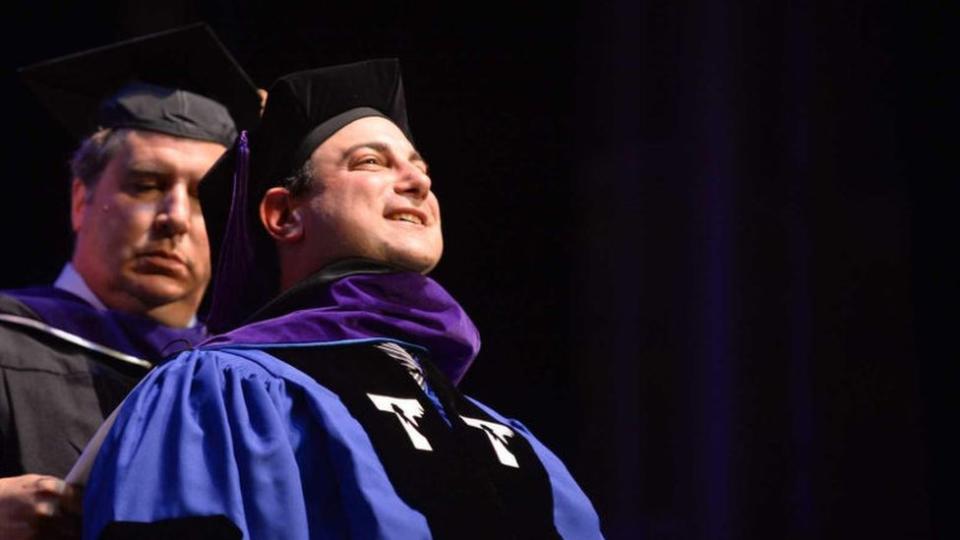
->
<box><xmin>83</xmin><ymin>341</ymin><xmax>604</xmax><ymax>539</ymax></box>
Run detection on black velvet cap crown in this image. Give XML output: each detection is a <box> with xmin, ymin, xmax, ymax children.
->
<box><xmin>200</xmin><ymin>58</ymin><xmax>412</xmax><ymax>332</ymax></box>
<box><xmin>18</xmin><ymin>23</ymin><xmax>261</xmax><ymax>146</ymax></box>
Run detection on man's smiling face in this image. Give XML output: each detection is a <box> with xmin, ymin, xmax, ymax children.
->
<box><xmin>294</xmin><ymin>115</ymin><xmax>443</xmax><ymax>273</ymax></box>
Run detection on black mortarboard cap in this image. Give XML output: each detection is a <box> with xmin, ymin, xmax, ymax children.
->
<box><xmin>200</xmin><ymin>58</ymin><xmax>411</xmax><ymax>332</ymax></box>
<box><xmin>18</xmin><ymin>23</ymin><xmax>261</xmax><ymax>147</ymax></box>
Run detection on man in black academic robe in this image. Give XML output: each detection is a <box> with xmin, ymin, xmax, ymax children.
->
<box><xmin>0</xmin><ymin>24</ymin><xmax>260</xmax><ymax>539</ymax></box>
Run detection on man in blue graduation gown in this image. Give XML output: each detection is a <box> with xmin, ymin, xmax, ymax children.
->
<box><xmin>0</xmin><ymin>25</ymin><xmax>260</xmax><ymax>539</ymax></box>
<box><xmin>83</xmin><ymin>59</ymin><xmax>603</xmax><ymax>539</ymax></box>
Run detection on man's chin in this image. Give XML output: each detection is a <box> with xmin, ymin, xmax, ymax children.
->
<box><xmin>123</xmin><ymin>275</ymin><xmax>198</xmax><ymax>307</ymax></box>
<box><xmin>385</xmin><ymin>251</ymin><xmax>441</xmax><ymax>275</ymax></box>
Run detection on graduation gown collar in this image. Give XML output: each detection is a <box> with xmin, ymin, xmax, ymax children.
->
<box><xmin>201</xmin><ymin>259</ymin><xmax>482</xmax><ymax>385</ymax></box>
<box><xmin>2</xmin><ymin>286</ymin><xmax>208</xmax><ymax>361</ymax></box>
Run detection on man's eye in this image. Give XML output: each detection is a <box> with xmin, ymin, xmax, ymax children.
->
<box><xmin>133</xmin><ymin>182</ymin><xmax>161</xmax><ymax>192</ymax></box>
<box><xmin>127</xmin><ymin>173</ymin><xmax>165</xmax><ymax>192</ymax></box>
<box><xmin>354</xmin><ymin>156</ymin><xmax>385</xmax><ymax>168</ymax></box>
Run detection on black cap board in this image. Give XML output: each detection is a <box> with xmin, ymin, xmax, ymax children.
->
<box><xmin>18</xmin><ymin>23</ymin><xmax>261</xmax><ymax>147</ymax></box>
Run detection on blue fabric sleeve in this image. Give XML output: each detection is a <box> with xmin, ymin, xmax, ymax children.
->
<box><xmin>83</xmin><ymin>348</ymin><xmax>430</xmax><ymax>540</ymax></box>
<box><xmin>468</xmin><ymin>397</ymin><xmax>606</xmax><ymax>540</ymax></box>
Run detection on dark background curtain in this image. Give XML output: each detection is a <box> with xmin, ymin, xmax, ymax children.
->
<box><xmin>1</xmin><ymin>2</ymin><xmax>952</xmax><ymax>538</ymax></box>
<box><xmin>572</xmin><ymin>2</ymin><xmax>953</xmax><ymax>538</ymax></box>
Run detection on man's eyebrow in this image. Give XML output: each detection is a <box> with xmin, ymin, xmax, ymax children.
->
<box><xmin>341</xmin><ymin>141</ymin><xmax>389</xmax><ymax>160</ymax></box>
<box><xmin>341</xmin><ymin>142</ymin><xmax>429</xmax><ymax>171</ymax></box>
<box><xmin>125</xmin><ymin>161</ymin><xmax>174</xmax><ymax>176</ymax></box>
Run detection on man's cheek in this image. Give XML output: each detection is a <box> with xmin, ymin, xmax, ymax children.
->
<box><xmin>121</xmin><ymin>205</ymin><xmax>158</xmax><ymax>239</ymax></box>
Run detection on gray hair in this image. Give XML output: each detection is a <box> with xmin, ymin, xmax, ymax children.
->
<box><xmin>69</xmin><ymin>128</ymin><xmax>129</xmax><ymax>189</ymax></box>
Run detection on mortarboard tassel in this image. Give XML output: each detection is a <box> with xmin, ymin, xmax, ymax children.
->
<box><xmin>206</xmin><ymin>131</ymin><xmax>251</xmax><ymax>332</ymax></box>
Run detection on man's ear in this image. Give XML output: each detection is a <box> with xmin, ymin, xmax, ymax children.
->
<box><xmin>260</xmin><ymin>187</ymin><xmax>304</xmax><ymax>243</ymax></box>
<box><xmin>257</xmin><ymin>89</ymin><xmax>269</xmax><ymax>115</ymax></box>
<box><xmin>70</xmin><ymin>178</ymin><xmax>89</xmax><ymax>233</ymax></box>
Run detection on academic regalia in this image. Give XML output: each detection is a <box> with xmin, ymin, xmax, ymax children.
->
<box><xmin>19</xmin><ymin>22</ymin><xmax>260</xmax><ymax>146</ymax></box>
<box><xmin>0</xmin><ymin>284</ymin><xmax>206</xmax><ymax>477</ymax></box>
<box><xmin>83</xmin><ymin>265</ymin><xmax>602</xmax><ymax>539</ymax></box>
<box><xmin>82</xmin><ymin>59</ymin><xmax>604</xmax><ymax>539</ymax></box>
<box><xmin>1</xmin><ymin>24</ymin><xmax>260</xmax><ymax>477</ymax></box>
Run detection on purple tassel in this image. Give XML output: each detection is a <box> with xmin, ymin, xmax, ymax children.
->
<box><xmin>206</xmin><ymin>131</ymin><xmax>251</xmax><ymax>331</ymax></box>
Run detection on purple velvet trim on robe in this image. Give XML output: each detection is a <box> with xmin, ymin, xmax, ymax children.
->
<box><xmin>3</xmin><ymin>286</ymin><xmax>207</xmax><ymax>361</ymax></box>
<box><xmin>201</xmin><ymin>272</ymin><xmax>481</xmax><ymax>385</ymax></box>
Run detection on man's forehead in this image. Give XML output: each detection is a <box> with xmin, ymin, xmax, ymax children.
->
<box><xmin>119</xmin><ymin>130</ymin><xmax>227</xmax><ymax>170</ymax></box>
<box><xmin>125</xmin><ymin>129</ymin><xmax>227</xmax><ymax>152</ymax></box>
<box><xmin>319</xmin><ymin>117</ymin><xmax>418</xmax><ymax>157</ymax></box>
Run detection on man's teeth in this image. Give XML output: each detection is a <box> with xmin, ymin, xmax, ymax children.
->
<box><xmin>391</xmin><ymin>213</ymin><xmax>423</xmax><ymax>225</ymax></box>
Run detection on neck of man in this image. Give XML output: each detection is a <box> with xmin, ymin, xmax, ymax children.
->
<box><xmin>134</xmin><ymin>299</ymin><xmax>198</xmax><ymax>328</ymax></box>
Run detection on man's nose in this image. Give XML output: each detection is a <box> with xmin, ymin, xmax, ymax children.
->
<box><xmin>154</xmin><ymin>187</ymin><xmax>190</xmax><ymax>236</ymax></box>
<box><xmin>395</xmin><ymin>162</ymin><xmax>431</xmax><ymax>200</ymax></box>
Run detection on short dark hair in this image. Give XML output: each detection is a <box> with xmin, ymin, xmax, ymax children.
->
<box><xmin>69</xmin><ymin>128</ymin><xmax>128</xmax><ymax>189</ymax></box>
<box><xmin>281</xmin><ymin>159</ymin><xmax>315</xmax><ymax>198</ymax></box>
